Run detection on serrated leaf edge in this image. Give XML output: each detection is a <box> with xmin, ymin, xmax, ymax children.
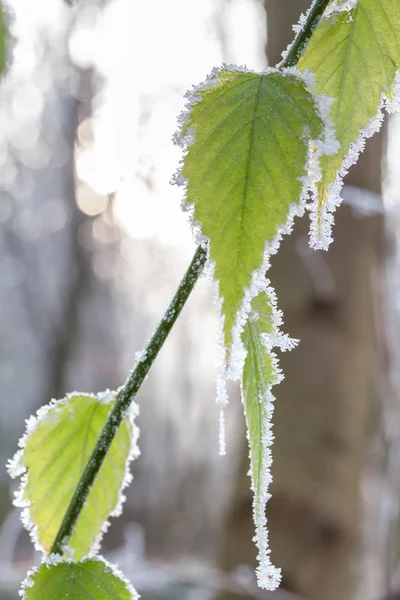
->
<box><xmin>7</xmin><ymin>390</ymin><xmax>140</xmax><ymax>558</ymax></box>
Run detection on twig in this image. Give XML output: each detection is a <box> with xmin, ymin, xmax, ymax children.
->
<box><xmin>51</xmin><ymin>0</ymin><xmax>331</xmax><ymax>556</ymax></box>
<box><xmin>51</xmin><ymin>246</ymin><xmax>207</xmax><ymax>554</ymax></box>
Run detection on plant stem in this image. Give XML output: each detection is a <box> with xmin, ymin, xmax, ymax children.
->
<box><xmin>51</xmin><ymin>245</ymin><xmax>207</xmax><ymax>555</ymax></box>
<box><xmin>282</xmin><ymin>0</ymin><xmax>331</xmax><ymax>68</ymax></box>
<box><xmin>51</xmin><ymin>0</ymin><xmax>330</xmax><ymax>556</ymax></box>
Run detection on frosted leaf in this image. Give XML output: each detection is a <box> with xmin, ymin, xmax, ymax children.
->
<box><xmin>20</xmin><ymin>555</ymin><xmax>139</xmax><ymax>600</ymax></box>
<box><xmin>172</xmin><ymin>63</ymin><xmax>336</xmax><ymax>431</ymax></box>
<box><xmin>298</xmin><ymin>0</ymin><xmax>400</xmax><ymax>249</ymax></box>
<box><xmin>8</xmin><ymin>391</ymin><xmax>139</xmax><ymax>559</ymax></box>
<box><xmin>241</xmin><ymin>286</ymin><xmax>298</xmax><ymax>590</ymax></box>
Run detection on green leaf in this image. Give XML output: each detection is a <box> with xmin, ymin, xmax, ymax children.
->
<box><xmin>177</xmin><ymin>67</ymin><xmax>324</xmax><ymax>355</ymax></box>
<box><xmin>21</xmin><ymin>557</ymin><xmax>138</xmax><ymax>600</ymax></box>
<box><xmin>241</xmin><ymin>289</ymin><xmax>296</xmax><ymax>590</ymax></box>
<box><xmin>8</xmin><ymin>392</ymin><xmax>139</xmax><ymax>559</ymax></box>
<box><xmin>298</xmin><ymin>0</ymin><xmax>400</xmax><ymax>248</ymax></box>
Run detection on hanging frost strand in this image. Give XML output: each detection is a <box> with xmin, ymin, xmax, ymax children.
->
<box><xmin>241</xmin><ymin>284</ymin><xmax>298</xmax><ymax>590</ymax></box>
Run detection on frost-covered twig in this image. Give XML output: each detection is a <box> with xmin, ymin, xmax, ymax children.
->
<box><xmin>50</xmin><ymin>0</ymin><xmax>332</xmax><ymax>558</ymax></box>
<box><xmin>281</xmin><ymin>0</ymin><xmax>331</xmax><ymax>68</ymax></box>
<box><xmin>50</xmin><ymin>245</ymin><xmax>207</xmax><ymax>555</ymax></box>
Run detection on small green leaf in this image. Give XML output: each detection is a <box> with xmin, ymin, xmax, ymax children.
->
<box><xmin>241</xmin><ymin>289</ymin><xmax>296</xmax><ymax>590</ymax></box>
<box><xmin>21</xmin><ymin>557</ymin><xmax>138</xmax><ymax>600</ymax></box>
<box><xmin>8</xmin><ymin>392</ymin><xmax>139</xmax><ymax>559</ymax></box>
<box><xmin>177</xmin><ymin>67</ymin><xmax>324</xmax><ymax>355</ymax></box>
<box><xmin>298</xmin><ymin>0</ymin><xmax>400</xmax><ymax>248</ymax></box>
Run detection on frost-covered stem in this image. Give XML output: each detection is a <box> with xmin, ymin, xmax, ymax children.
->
<box><xmin>51</xmin><ymin>0</ymin><xmax>331</xmax><ymax>558</ymax></box>
<box><xmin>50</xmin><ymin>245</ymin><xmax>207</xmax><ymax>555</ymax></box>
<box><xmin>281</xmin><ymin>0</ymin><xmax>331</xmax><ymax>68</ymax></box>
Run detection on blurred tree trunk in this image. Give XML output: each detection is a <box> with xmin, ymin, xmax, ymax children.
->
<box><xmin>218</xmin><ymin>2</ymin><xmax>386</xmax><ymax>599</ymax></box>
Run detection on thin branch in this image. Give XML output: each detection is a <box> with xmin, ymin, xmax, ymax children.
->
<box><xmin>280</xmin><ymin>0</ymin><xmax>331</xmax><ymax>68</ymax></box>
<box><xmin>51</xmin><ymin>0</ymin><xmax>331</xmax><ymax>556</ymax></box>
<box><xmin>51</xmin><ymin>245</ymin><xmax>207</xmax><ymax>554</ymax></box>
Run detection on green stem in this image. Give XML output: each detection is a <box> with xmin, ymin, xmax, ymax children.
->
<box><xmin>50</xmin><ymin>245</ymin><xmax>207</xmax><ymax>555</ymax></box>
<box><xmin>282</xmin><ymin>0</ymin><xmax>331</xmax><ymax>68</ymax></box>
<box><xmin>51</xmin><ymin>0</ymin><xmax>330</xmax><ymax>556</ymax></box>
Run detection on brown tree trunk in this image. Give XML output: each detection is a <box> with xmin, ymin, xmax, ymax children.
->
<box><xmin>218</xmin><ymin>2</ymin><xmax>386</xmax><ymax>599</ymax></box>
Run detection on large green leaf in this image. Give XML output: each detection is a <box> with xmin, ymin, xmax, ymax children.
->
<box><xmin>176</xmin><ymin>67</ymin><xmax>324</xmax><ymax>355</ymax></box>
<box><xmin>241</xmin><ymin>289</ymin><xmax>296</xmax><ymax>590</ymax></box>
<box><xmin>8</xmin><ymin>392</ymin><xmax>139</xmax><ymax>559</ymax></box>
<box><xmin>20</xmin><ymin>557</ymin><xmax>138</xmax><ymax>600</ymax></box>
<box><xmin>298</xmin><ymin>0</ymin><xmax>400</xmax><ymax>248</ymax></box>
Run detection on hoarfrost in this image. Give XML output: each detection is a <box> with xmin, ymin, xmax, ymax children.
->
<box><xmin>172</xmin><ymin>61</ymin><xmax>336</xmax><ymax>388</ymax></box>
<box><xmin>324</xmin><ymin>0</ymin><xmax>359</xmax><ymax>17</ymax></box>
<box><xmin>172</xmin><ymin>63</ymin><xmax>336</xmax><ymax>590</ymax></box>
<box><xmin>281</xmin><ymin>0</ymin><xmax>326</xmax><ymax>65</ymax></box>
<box><xmin>243</xmin><ymin>285</ymin><xmax>298</xmax><ymax>590</ymax></box>
<box><xmin>309</xmin><ymin>71</ymin><xmax>400</xmax><ymax>250</ymax></box>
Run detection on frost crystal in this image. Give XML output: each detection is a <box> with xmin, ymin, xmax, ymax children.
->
<box><xmin>324</xmin><ymin>0</ymin><xmax>359</xmax><ymax>17</ymax></box>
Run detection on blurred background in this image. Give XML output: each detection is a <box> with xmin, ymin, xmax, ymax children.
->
<box><xmin>1</xmin><ymin>0</ymin><xmax>400</xmax><ymax>598</ymax></box>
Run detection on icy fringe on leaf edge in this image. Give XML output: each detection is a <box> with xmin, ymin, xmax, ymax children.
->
<box><xmin>19</xmin><ymin>555</ymin><xmax>139</xmax><ymax>599</ymax></box>
<box><xmin>172</xmin><ymin>62</ymin><xmax>337</xmax><ymax>453</ymax></box>
<box><xmin>244</xmin><ymin>284</ymin><xmax>298</xmax><ymax>590</ymax></box>
<box><xmin>309</xmin><ymin>71</ymin><xmax>400</xmax><ymax>250</ymax></box>
<box><xmin>7</xmin><ymin>390</ymin><xmax>140</xmax><ymax>558</ymax></box>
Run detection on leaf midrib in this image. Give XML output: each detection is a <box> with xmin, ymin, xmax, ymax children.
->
<box><xmin>229</xmin><ymin>76</ymin><xmax>264</xmax><ymax>346</ymax></box>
